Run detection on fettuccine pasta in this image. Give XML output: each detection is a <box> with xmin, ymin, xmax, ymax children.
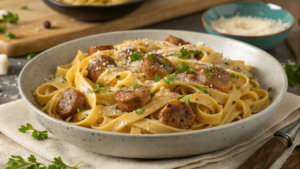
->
<box><xmin>34</xmin><ymin>35</ymin><xmax>270</xmax><ymax>134</ymax></box>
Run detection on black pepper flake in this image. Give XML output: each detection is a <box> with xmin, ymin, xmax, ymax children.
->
<box><xmin>43</xmin><ymin>20</ymin><xmax>51</xmax><ymax>28</ymax></box>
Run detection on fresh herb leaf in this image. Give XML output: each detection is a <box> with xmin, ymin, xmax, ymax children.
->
<box><xmin>105</xmin><ymin>88</ymin><xmax>112</xmax><ymax>93</ymax></box>
<box><xmin>74</xmin><ymin>85</ymin><xmax>76</xmax><ymax>88</ymax></box>
<box><xmin>267</xmin><ymin>87</ymin><xmax>272</xmax><ymax>92</ymax></box>
<box><xmin>130</xmin><ymin>52</ymin><xmax>142</xmax><ymax>61</ymax></box>
<box><xmin>121</xmin><ymin>85</ymin><xmax>125</xmax><ymax>88</ymax></box>
<box><xmin>284</xmin><ymin>64</ymin><xmax>300</xmax><ymax>86</ymax></box>
<box><xmin>161</xmin><ymin>60</ymin><xmax>167</xmax><ymax>67</ymax></box>
<box><xmin>190</xmin><ymin>50</ymin><xmax>203</xmax><ymax>56</ymax></box>
<box><xmin>168</xmin><ymin>53</ymin><xmax>181</xmax><ymax>57</ymax></box>
<box><xmin>236</xmin><ymin>86</ymin><xmax>240</xmax><ymax>89</ymax></box>
<box><xmin>176</xmin><ymin>62</ymin><xmax>198</xmax><ymax>74</ymax></box>
<box><xmin>154</xmin><ymin>74</ymin><xmax>160</xmax><ymax>82</ymax></box>
<box><xmin>27</xmin><ymin>53</ymin><xmax>37</xmax><ymax>60</ymax></box>
<box><xmin>48</xmin><ymin>76</ymin><xmax>52</xmax><ymax>80</ymax></box>
<box><xmin>88</xmin><ymin>88</ymin><xmax>92</xmax><ymax>94</ymax></box>
<box><xmin>230</xmin><ymin>73</ymin><xmax>235</xmax><ymax>78</ymax></box>
<box><xmin>224</xmin><ymin>62</ymin><xmax>229</xmax><ymax>65</ymax></box>
<box><xmin>5</xmin><ymin>32</ymin><xmax>16</xmax><ymax>39</ymax></box>
<box><xmin>184</xmin><ymin>97</ymin><xmax>190</xmax><ymax>104</ymax></box>
<box><xmin>135</xmin><ymin>108</ymin><xmax>145</xmax><ymax>115</ymax></box>
<box><xmin>250</xmin><ymin>105</ymin><xmax>254</xmax><ymax>108</ymax></box>
<box><xmin>163</xmin><ymin>79</ymin><xmax>174</xmax><ymax>85</ymax></box>
<box><xmin>21</xmin><ymin>6</ymin><xmax>28</xmax><ymax>10</ymax></box>
<box><xmin>61</xmin><ymin>77</ymin><xmax>67</xmax><ymax>84</ymax></box>
<box><xmin>18</xmin><ymin>123</ymin><xmax>48</xmax><ymax>140</ymax></box>
<box><xmin>248</xmin><ymin>76</ymin><xmax>255</xmax><ymax>80</ymax></box>
<box><xmin>179</xmin><ymin>48</ymin><xmax>191</xmax><ymax>60</ymax></box>
<box><xmin>207</xmin><ymin>67</ymin><xmax>215</xmax><ymax>71</ymax></box>
<box><xmin>132</xmin><ymin>83</ymin><xmax>142</xmax><ymax>90</ymax></box>
<box><xmin>196</xmin><ymin>86</ymin><xmax>211</xmax><ymax>96</ymax></box>
<box><xmin>177</xmin><ymin>95</ymin><xmax>184</xmax><ymax>100</ymax></box>
<box><xmin>205</xmin><ymin>69</ymin><xmax>213</xmax><ymax>81</ymax></box>
<box><xmin>77</xmin><ymin>109</ymin><xmax>85</xmax><ymax>113</ymax></box>
<box><xmin>147</xmin><ymin>54</ymin><xmax>154</xmax><ymax>61</ymax></box>
<box><xmin>232</xmin><ymin>101</ymin><xmax>236</xmax><ymax>104</ymax></box>
<box><xmin>91</xmin><ymin>82</ymin><xmax>105</xmax><ymax>93</ymax></box>
<box><xmin>1</xmin><ymin>11</ymin><xmax>19</xmax><ymax>24</ymax></box>
<box><xmin>28</xmin><ymin>155</ymin><xmax>36</xmax><ymax>163</ymax></box>
<box><xmin>116</xmin><ymin>75</ymin><xmax>121</xmax><ymax>79</ymax></box>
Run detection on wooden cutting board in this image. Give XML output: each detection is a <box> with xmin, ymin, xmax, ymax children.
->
<box><xmin>0</xmin><ymin>0</ymin><xmax>237</xmax><ymax>57</ymax></box>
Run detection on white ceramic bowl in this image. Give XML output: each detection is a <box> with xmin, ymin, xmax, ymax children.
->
<box><xmin>19</xmin><ymin>30</ymin><xmax>287</xmax><ymax>159</ymax></box>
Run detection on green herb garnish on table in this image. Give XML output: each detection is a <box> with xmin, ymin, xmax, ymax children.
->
<box><xmin>284</xmin><ymin>64</ymin><xmax>300</xmax><ymax>86</ymax></box>
<box><xmin>18</xmin><ymin>123</ymin><xmax>48</xmax><ymax>140</ymax></box>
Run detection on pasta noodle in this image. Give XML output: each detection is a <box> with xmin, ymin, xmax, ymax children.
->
<box><xmin>33</xmin><ymin>35</ymin><xmax>270</xmax><ymax>134</ymax></box>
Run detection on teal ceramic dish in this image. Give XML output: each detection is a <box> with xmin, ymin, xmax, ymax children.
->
<box><xmin>202</xmin><ymin>2</ymin><xmax>294</xmax><ymax>50</ymax></box>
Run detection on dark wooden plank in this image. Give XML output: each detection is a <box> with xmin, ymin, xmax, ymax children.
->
<box><xmin>281</xmin><ymin>146</ymin><xmax>300</xmax><ymax>169</ymax></box>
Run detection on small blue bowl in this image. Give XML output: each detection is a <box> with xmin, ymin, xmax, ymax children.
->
<box><xmin>202</xmin><ymin>2</ymin><xmax>294</xmax><ymax>50</ymax></box>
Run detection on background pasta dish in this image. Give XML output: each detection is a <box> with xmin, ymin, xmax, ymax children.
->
<box><xmin>55</xmin><ymin>0</ymin><xmax>133</xmax><ymax>5</ymax></box>
<box><xmin>33</xmin><ymin>35</ymin><xmax>270</xmax><ymax>134</ymax></box>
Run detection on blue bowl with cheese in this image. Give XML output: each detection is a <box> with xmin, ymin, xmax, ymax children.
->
<box><xmin>201</xmin><ymin>2</ymin><xmax>294</xmax><ymax>50</ymax></box>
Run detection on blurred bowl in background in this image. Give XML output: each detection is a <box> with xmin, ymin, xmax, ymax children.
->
<box><xmin>43</xmin><ymin>0</ymin><xmax>145</xmax><ymax>21</ymax></box>
<box><xmin>202</xmin><ymin>2</ymin><xmax>294</xmax><ymax>50</ymax></box>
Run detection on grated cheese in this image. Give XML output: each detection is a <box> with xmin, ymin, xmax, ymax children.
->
<box><xmin>211</xmin><ymin>15</ymin><xmax>289</xmax><ymax>36</ymax></box>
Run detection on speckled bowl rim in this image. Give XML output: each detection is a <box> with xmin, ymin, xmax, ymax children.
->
<box><xmin>19</xmin><ymin>29</ymin><xmax>287</xmax><ymax>138</ymax></box>
<box><xmin>201</xmin><ymin>2</ymin><xmax>294</xmax><ymax>38</ymax></box>
<box><xmin>47</xmin><ymin>0</ymin><xmax>145</xmax><ymax>8</ymax></box>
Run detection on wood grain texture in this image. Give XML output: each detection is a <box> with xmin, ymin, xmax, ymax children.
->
<box><xmin>281</xmin><ymin>146</ymin><xmax>300</xmax><ymax>169</ymax></box>
<box><xmin>0</xmin><ymin>0</ymin><xmax>237</xmax><ymax>57</ymax></box>
<box><xmin>238</xmin><ymin>136</ymin><xmax>287</xmax><ymax>169</ymax></box>
<box><xmin>265</xmin><ymin>0</ymin><xmax>300</xmax><ymax>64</ymax></box>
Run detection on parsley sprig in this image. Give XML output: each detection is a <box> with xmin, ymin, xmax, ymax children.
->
<box><xmin>168</xmin><ymin>48</ymin><xmax>203</xmax><ymax>60</ymax></box>
<box><xmin>130</xmin><ymin>52</ymin><xmax>142</xmax><ymax>61</ymax></box>
<box><xmin>6</xmin><ymin>154</ymin><xmax>84</xmax><ymax>169</ymax></box>
<box><xmin>18</xmin><ymin>123</ymin><xmax>48</xmax><ymax>140</ymax></box>
<box><xmin>90</xmin><ymin>82</ymin><xmax>111</xmax><ymax>93</ymax></box>
<box><xmin>284</xmin><ymin>64</ymin><xmax>300</xmax><ymax>86</ymax></box>
<box><xmin>0</xmin><ymin>11</ymin><xmax>19</xmax><ymax>38</ymax></box>
<box><xmin>132</xmin><ymin>83</ymin><xmax>142</xmax><ymax>90</ymax></box>
<box><xmin>163</xmin><ymin>62</ymin><xmax>198</xmax><ymax>85</ymax></box>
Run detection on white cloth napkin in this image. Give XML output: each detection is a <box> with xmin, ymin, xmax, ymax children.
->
<box><xmin>1</xmin><ymin>92</ymin><xmax>300</xmax><ymax>169</ymax></box>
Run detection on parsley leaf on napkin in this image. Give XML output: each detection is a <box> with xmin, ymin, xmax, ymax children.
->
<box><xmin>18</xmin><ymin>123</ymin><xmax>48</xmax><ymax>140</ymax></box>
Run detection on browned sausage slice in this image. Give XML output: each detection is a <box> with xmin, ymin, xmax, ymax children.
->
<box><xmin>159</xmin><ymin>101</ymin><xmax>195</xmax><ymax>129</ymax></box>
<box><xmin>86</xmin><ymin>55</ymin><xmax>117</xmax><ymax>83</ymax></box>
<box><xmin>165</xmin><ymin>35</ymin><xmax>190</xmax><ymax>46</ymax></box>
<box><xmin>142</xmin><ymin>53</ymin><xmax>175</xmax><ymax>80</ymax></box>
<box><xmin>88</xmin><ymin>45</ymin><xmax>114</xmax><ymax>56</ymax></box>
<box><xmin>187</xmin><ymin>66</ymin><xmax>233</xmax><ymax>93</ymax></box>
<box><xmin>56</xmin><ymin>88</ymin><xmax>85</xmax><ymax>118</ymax></box>
<box><xmin>114</xmin><ymin>86</ymin><xmax>151</xmax><ymax>112</ymax></box>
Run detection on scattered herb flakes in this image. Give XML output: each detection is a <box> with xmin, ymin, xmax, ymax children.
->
<box><xmin>116</xmin><ymin>75</ymin><xmax>121</xmax><ymax>79</ymax></box>
<box><xmin>5</xmin><ymin>32</ymin><xmax>16</xmax><ymax>39</ymax></box>
<box><xmin>27</xmin><ymin>53</ymin><xmax>37</xmax><ymax>60</ymax></box>
<box><xmin>82</xmin><ymin>114</ymin><xmax>88</xmax><ymax>121</ymax></box>
<box><xmin>168</xmin><ymin>53</ymin><xmax>181</xmax><ymax>57</ymax></box>
<box><xmin>177</xmin><ymin>95</ymin><xmax>185</xmax><ymax>100</ymax></box>
<box><xmin>130</xmin><ymin>52</ymin><xmax>142</xmax><ymax>61</ymax></box>
<box><xmin>121</xmin><ymin>85</ymin><xmax>125</xmax><ymax>88</ymax></box>
<box><xmin>224</xmin><ymin>62</ymin><xmax>229</xmax><ymax>65</ymax></box>
<box><xmin>105</xmin><ymin>88</ymin><xmax>112</xmax><ymax>93</ymax></box>
<box><xmin>205</xmin><ymin>69</ymin><xmax>213</xmax><ymax>81</ymax></box>
<box><xmin>88</xmin><ymin>88</ymin><xmax>92</xmax><ymax>94</ymax></box>
<box><xmin>191</xmin><ymin>50</ymin><xmax>203</xmax><ymax>56</ymax></box>
<box><xmin>248</xmin><ymin>76</ymin><xmax>255</xmax><ymax>80</ymax></box>
<box><xmin>250</xmin><ymin>105</ymin><xmax>254</xmax><ymax>108</ymax></box>
<box><xmin>230</xmin><ymin>73</ymin><xmax>235</xmax><ymax>78</ymax></box>
<box><xmin>267</xmin><ymin>87</ymin><xmax>272</xmax><ymax>92</ymax></box>
<box><xmin>196</xmin><ymin>86</ymin><xmax>211</xmax><ymax>96</ymax></box>
<box><xmin>161</xmin><ymin>60</ymin><xmax>167</xmax><ymax>67</ymax></box>
<box><xmin>232</xmin><ymin>101</ymin><xmax>236</xmax><ymax>104</ymax></box>
<box><xmin>91</xmin><ymin>82</ymin><xmax>105</xmax><ymax>93</ymax></box>
<box><xmin>21</xmin><ymin>5</ymin><xmax>28</xmax><ymax>10</ymax></box>
<box><xmin>207</xmin><ymin>67</ymin><xmax>215</xmax><ymax>71</ymax></box>
<box><xmin>77</xmin><ymin>109</ymin><xmax>85</xmax><ymax>113</ymax></box>
<box><xmin>132</xmin><ymin>83</ymin><xmax>142</xmax><ymax>90</ymax></box>
<box><xmin>176</xmin><ymin>62</ymin><xmax>198</xmax><ymax>74</ymax></box>
<box><xmin>169</xmin><ymin>48</ymin><xmax>202</xmax><ymax>60</ymax></box>
<box><xmin>284</xmin><ymin>64</ymin><xmax>300</xmax><ymax>86</ymax></box>
<box><xmin>74</xmin><ymin>85</ymin><xmax>76</xmax><ymax>88</ymax></box>
<box><xmin>48</xmin><ymin>76</ymin><xmax>52</xmax><ymax>80</ymax></box>
<box><xmin>18</xmin><ymin>123</ymin><xmax>48</xmax><ymax>140</ymax></box>
<box><xmin>163</xmin><ymin>79</ymin><xmax>174</xmax><ymax>85</ymax></box>
<box><xmin>154</xmin><ymin>73</ymin><xmax>160</xmax><ymax>82</ymax></box>
<box><xmin>61</xmin><ymin>77</ymin><xmax>67</xmax><ymax>84</ymax></box>
<box><xmin>147</xmin><ymin>54</ymin><xmax>154</xmax><ymax>61</ymax></box>
<box><xmin>184</xmin><ymin>97</ymin><xmax>190</xmax><ymax>104</ymax></box>
<box><xmin>148</xmin><ymin>88</ymin><xmax>151</xmax><ymax>92</ymax></box>
<box><xmin>79</xmin><ymin>68</ymin><xmax>82</xmax><ymax>72</ymax></box>
<box><xmin>136</xmin><ymin>108</ymin><xmax>145</xmax><ymax>115</ymax></box>
<box><xmin>236</xmin><ymin>86</ymin><xmax>240</xmax><ymax>89</ymax></box>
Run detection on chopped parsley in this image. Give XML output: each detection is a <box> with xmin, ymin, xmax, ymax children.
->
<box><xmin>79</xmin><ymin>68</ymin><xmax>82</xmax><ymax>72</ymax></box>
<box><xmin>27</xmin><ymin>53</ymin><xmax>37</xmax><ymax>60</ymax></box>
<box><xmin>135</xmin><ymin>108</ymin><xmax>145</xmax><ymax>115</ymax></box>
<box><xmin>0</xmin><ymin>11</ymin><xmax>18</xmax><ymax>33</ymax></box>
<box><xmin>105</xmin><ymin>88</ymin><xmax>112</xmax><ymax>93</ymax></box>
<box><xmin>284</xmin><ymin>64</ymin><xmax>300</xmax><ymax>86</ymax></box>
<box><xmin>77</xmin><ymin>109</ymin><xmax>85</xmax><ymax>113</ymax></box>
<box><xmin>163</xmin><ymin>79</ymin><xmax>174</xmax><ymax>85</ymax></box>
<box><xmin>190</xmin><ymin>50</ymin><xmax>203</xmax><ymax>56</ymax></box>
<box><xmin>248</xmin><ymin>76</ymin><xmax>255</xmax><ymax>80</ymax></box>
<box><xmin>82</xmin><ymin>114</ymin><xmax>88</xmax><ymax>121</ymax></box>
<box><xmin>132</xmin><ymin>83</ymin><xmax>142</xmax><ymax>90</ymax></box>
<box><xmin>250</xmin><ymin>105</ymin><xmax>254</xmax><ymax>108</ymax></box>
<box><xmin>236</xmin><ymin>86</ymin><xmax>240</xmax><ymax>89</ymax></box>
<box><xmin>267</xmin><ymin>87</ymin><xmax>272</xmax><ymax>92</ymax></box>
<box><xmin>18</xmin><ymin>123</ymin><xmax>48</xmax><ymax>140</ymax></box>
<box><xmin>121</xmin><ymin>85</ymin><xmax>125</xmax><ymax>88</ymax></box>
<box><xmin>230</xmin><ymin>73</ymin><xmax>235</xmax><ymax>78</ymax></box>
<box><xmin>205</xmin><ymin>68</ymin><xmax>213</xmax><ymax>81</ymax></box>
<box><xmin>91</xmin><ymin>82</ymin><xmax>105</xmax><ymax>93</ymax></box>
<box><xmin>207</xmin><ymin>67</ymin><xmax>215</xmax><ymax>71</ymax></box>
<box><xmin>184</xmin><ymin>97</ymin><xmax>190</xmax><ymax>104</ymax></box>
<box><xmin>5</xmin><ymin>32</ymin><xmax>16</xmax><ymax>39</ymax></box>
<box><xmin>176</xmin><ymin>62</ymin><xmax>198</xmax><ymax>74</ymax></box>
<box><xmin>232</xmin><ymin>101</ymin><xmax>236</xmax><ymax>104</ymax></box>
<box><xmin>61</xmin><ymin>77</ymin><xmax>67</xmax><ymax>83</ymax></box>
<box><xmin>116</xmin><ymin>75</ymin><xmax>121</xmax><ymax>79</ymax></box>
<box><xmin>168</xmin><ymin>48</ymin><xmax>196</xmax><ymax>60</ymax></box>
<box><xmin>177</xmin><ymin>95</ymin><xmax>185</xmax><ymax>100</ymax></box>
<box><xmin>21</xmin><ymin>5</ymin><xmax>28</xmax><ymax>10</ymax></box>
<box><xmin>74</xmin><ymin>85</ymin><xmax>76</xmax><ymax>88</ymax></box>
<box><xmin>147</xmin><ymin>54</ymin><xmax>154</xmax><ymax>61</ymax></box>
<box><xmin>88</xmin><ymin>88</ymin><xmax>92</xmax><ymax>94</ymax></box>
<box><xmin>130</xmin><ymin>52</ymin><xmax>142</xmax><ymax>61</ymax></box>
<box><xmin>196</xmin><ymin>86</ymin><xmax>211</xmax><ymax>96</ymax></box>
<box><xmin>161</xmin><ymin>60</ymin><xmax>167</xmax><ymax>67</ymax></box>
<box><xmin>48</xmin><ymin>76</ymin><xmax>52</xmax><ymax>80</ymax></box>
<box><xmin>224</xmin><ymin>62</ymin><xmax>229</xmax><ymax>65</ymax></box>
<box><xmin>154</xmin><ymin>73</ymin><xmax>160</xmax><ymax>82</ymax></box>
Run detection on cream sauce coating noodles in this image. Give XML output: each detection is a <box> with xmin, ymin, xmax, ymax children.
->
<box><xmin>33</xmin><ymin>35</ymin><xmax>270</xmax><ymax>134</ymax></box>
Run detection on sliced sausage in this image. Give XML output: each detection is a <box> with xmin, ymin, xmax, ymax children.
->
<box><xmin>165</xmin><ymin>35</ymin><xmax>190</xmax><ymax>46</ymax></box>
<box><xmin>114</xmin><ymin>86</ymin><xmax>151</xmax><ymax>112</ymax></box>
<box><xmin>187</xmin><ymin>65</ymin><xmax>233</xmax><ymax>93</ymax></box>
<box><xmin>159</xmin><ymin>101</ymin><xmax>195</xmax><ymax>129</ymax></box>
<box><xmin>86</xmin><ymin>55</ymin><xmax>117</xmax><ymax>83</ymax></box>
<box><xmin>56</xmin><ymin>88</ymin><xmax>85</xmax><ymax>118</ymax></box>
<box><xmin>142</xmin><ymin>53</ymin><xmax>175</xmax><ymax>80</ymax></box>
<box><xmin>88</xmin><ymin>45</ymin><xmax>114</xmax><ymax>56</ymax></box>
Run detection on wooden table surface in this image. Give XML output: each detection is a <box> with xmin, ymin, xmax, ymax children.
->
<box><xmin>0</xmin><ymin>0</ymin><xmax>299</xmax><ymax>168</ymax></box>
